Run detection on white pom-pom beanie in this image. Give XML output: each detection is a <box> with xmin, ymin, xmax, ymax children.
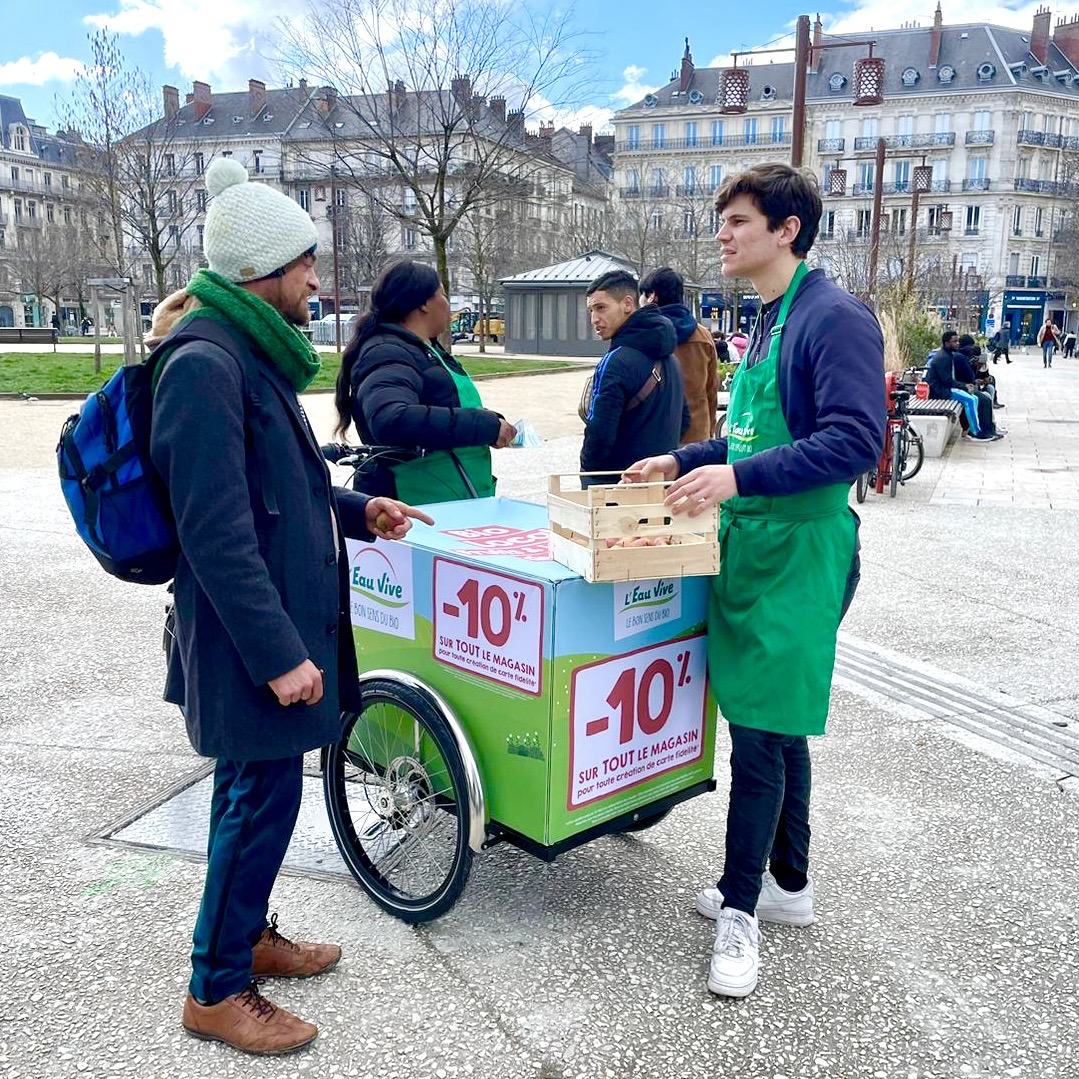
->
<box><xmin>203</xmin><ymin>157</ymin><xmax>319</xmax><ymax>283</ymax></box>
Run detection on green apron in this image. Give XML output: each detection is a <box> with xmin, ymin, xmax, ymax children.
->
<box><xmin>710</xmin><ymin>261</ymin><xmax>854</xmax><ymax>737</ymax></box>
<box><xmin>389</xmin><ymin>346</ymin><xmax>496</xmax><ymax>504</ymax></box>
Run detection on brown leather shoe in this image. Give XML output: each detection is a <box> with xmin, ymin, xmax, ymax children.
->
<box><xmin>182</xmin><ymin>984</ymin><xmax>317</xmax><ymax>1055</ymax></box>
<box><xmin>251</xmin><ymin>913</ymin><xmax>342</xmax><ymax>979</ymax></box>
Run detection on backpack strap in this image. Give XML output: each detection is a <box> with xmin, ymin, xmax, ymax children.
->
<box><xmin>626</xmin><ymin>364</ymin><xmax>662</xmax><ymax>410</ymax></box>
<box><xmin>153</xmin><ymin>317</ymin><xmax>279</xmax><ymax>516</ymax></box>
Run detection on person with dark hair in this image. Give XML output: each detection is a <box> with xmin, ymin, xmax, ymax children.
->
<box><xmin>581</xmin><ymin>268</ymin><xmax>688</xmax><ymax>484</ymax></box>
<box><xmin>989</xmin><ymin>323</ymin><xmax>1011</xmax><ymax>364</ymax></box>
<box><xmin>639</xmin><ymin>267</ymin><xmax>718</xmax><ymax>443</ymax></box>
<box><xmin>957</xmin><ymin>334</ymin><xmax>1005</xmax><ymax>412</ymax></box>
<box><xmin>148</xmin><ymin>159</ymin><xmax>431</xmax><ymax>1055</ymax></box>
<box><xmin>624</xmin><ymin>162</ymin><xmax>883</xmax><ymax>999</ymax></box>
<box><xmin>926</xmin><ymin>331</ymin><xmax>1001</xmax><ymax>440</ymax></box>
<box><xmin>333</xmin><ymin>260</ymin><xmax>515</xmax><ymax>502</ymax></box>
<box><xmin>1038</xmin><ymin>318</ymin><xmax>1061</xmax><ymax>367</ymax></box>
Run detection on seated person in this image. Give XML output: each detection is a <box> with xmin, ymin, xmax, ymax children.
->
<box><xmin>925</xmin><ymin>331</ymin><xmax>1002</xmax><ymax>441</ymax></box>
<box><xmin>957</xmin><ymin>334</ymin><xmax>1004</xmax><ymax>409</ymax></box>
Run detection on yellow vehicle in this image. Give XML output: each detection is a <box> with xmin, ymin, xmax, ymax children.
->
<box><xmin>470</xmin><ymin>317</ymin><xmax>505</xmax><ymax>343</ymax></box>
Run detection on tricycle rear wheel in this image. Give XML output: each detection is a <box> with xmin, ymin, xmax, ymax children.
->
<box><xmin>324</xmin><ymin>678</ymin><xmax>473</xmax><ymax>922</ymax></box>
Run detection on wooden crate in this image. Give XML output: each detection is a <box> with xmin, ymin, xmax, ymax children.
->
<box><xmin>547</xmin><ymin>474</ymin><xmax>719</xmax><ymax>583</ymax></box>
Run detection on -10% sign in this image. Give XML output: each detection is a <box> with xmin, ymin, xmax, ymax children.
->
<box><xmin>568</xmin><ymin>635</ymin><xmax>707</xmax><ymax>809</ymax></box>
<box><xmin>433</xmin><ymin>559</ymin><xmax>544</xmax><ymax>695</ymax></box>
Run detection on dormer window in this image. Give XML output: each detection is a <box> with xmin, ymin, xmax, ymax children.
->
<box><xmin>937</xmin><ymin>65</ymin><xmax>956</xmax><ymax>83</ymax></box>
<box><xmin>828</xmin><ymin>73</ymin><xmax>847</xmax><ymax>92</ymax></box>
<box><xmin>977</xmin><ymin>63</ymin><xmax>997</xmax><ymax>81</ymax></box>
<box><xmin>11</xmin><ymin>126</ymin><xmax>28</xmax><ymax>152</ymax></box>
<box><xmin>901</xmin><ymin>67</ymin><xmax>920</xmax><ymax>86</ymax></box>
<box><xmin>761</xmin><ymin>85</ymin><xmax>776</xmax><ymax>101</ymax></box>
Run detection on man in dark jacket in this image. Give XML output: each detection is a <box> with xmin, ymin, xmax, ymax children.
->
<box><xmin>925</xmin><ymin>331</ymin><xmax>1001</xmax><ymax>441</ymax></box>
<box><xmin>639</xmin><ymin>266</ymin><xmax>719</xmax><ymax>443</ymax></box>
<box><xmin>149</xmin><ymin>158</ymin><xmax>431</xmax><ymax>1056</ymax></box>
<box><xmin>581</xmin><ymin>269</ymin><xmax>688</xmax><ymax>483</ymax></box>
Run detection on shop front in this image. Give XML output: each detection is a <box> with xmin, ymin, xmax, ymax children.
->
<box><xmin>1002</xmin><ymin>289</ymin><xmax>1047</xmax><ymax>345</ymax></box>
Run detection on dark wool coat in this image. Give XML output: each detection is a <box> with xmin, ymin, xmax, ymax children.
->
<box><xmin>150</xmin><ymin>319</ymin><xmax>371</xmax><ymax>761</ymax></box>
<box><xmin>348</xmin><ymin>325</ymin><xmax>503</xmax><ymax>497</ymax></box>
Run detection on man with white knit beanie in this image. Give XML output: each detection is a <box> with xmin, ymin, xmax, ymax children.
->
<box><xmin>149</xmin><ymin>157</ymin><xmax>432</xmax><ymax>1055</ymax></box>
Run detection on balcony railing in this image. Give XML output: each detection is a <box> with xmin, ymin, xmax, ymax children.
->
<box><xmin>965</xmin><ymin>130</ymin><xmax>995</xmax><ymax>145</ymax></box>
<box><xmin>962</xmin><ymin>178</ymin><xmax>992</xmax><ymax>191</ymax></box>
<box><xmin>618</xmin><ymin>186</ymin><xmax>670</xmax><ymax>199</ymax></box>
<box><xmin>615</xmin><ymin>133</ymin><xmax>791</xmax><ymax>153</ymax></box>
<box><xmin>675</xmin><ymin>184</ymin><xmax>703</xmax><ymax>197</ymax></box>
<box><xmin>845</xmin><ymin>229</ymin><xmax>872</xmax><ymax>242</ymax></box>
<box><xmin>15</xmin><ymin>215</ymin><xmax>43</xmax><ymax>228</ymax></box>
<box><xmin>818</xmin><ymin>137</ymin><xmax>845</xmax><ymax>153</ymax></box>
<box><xmin>1013</xmin><ymin>177</ymin><xmax>1079</xmax><ymax>196</ymax></box>
<box><xmin>853</xmin><ymin>132</ymin><xmax>955</xmax><ymax>150</ymax></box>
<box><xmin>964</xmin><ymin>227</ymin><xmax>981</xmax><ymax>235</ymax></box>
<box><xmin>852</xmin><ymin>183</ymin><xmax>875</xmax><ymax>196</ymax></box>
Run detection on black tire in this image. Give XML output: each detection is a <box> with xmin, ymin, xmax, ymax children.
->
<box><xmin>900</xmin><ymin>426</ymin><xmax>924</xmax><ymax>481</ymax></box>
<box><xmin>889</xmin><ymin>431</ymin><xmax>902</xmax><ymax>497</ymax></box>
<box><xmin>324</xmin><ymin>678</ymin><xmax>473</xmax><ymax>923</ymax></box>
<box><xmin>855</xmin><ymin>470</ymin><xmax>870</xmax><ymax>503</ymax></box>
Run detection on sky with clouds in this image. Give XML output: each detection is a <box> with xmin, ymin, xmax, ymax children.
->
<box><xmin>0</xmin><ymin>0</ymin><xmax>1063</xmax><ymax>134</ymax></box>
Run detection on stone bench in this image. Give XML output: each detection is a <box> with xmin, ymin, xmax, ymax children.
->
<box><xmin>0</xmin><ymin>327</ymin><xmax>56</xmax><ymax>346</ymax></box>
<box><xmin>905</xmin><ymin>398</ymin><xmax>963</xmax><ymax>458</ymax></box>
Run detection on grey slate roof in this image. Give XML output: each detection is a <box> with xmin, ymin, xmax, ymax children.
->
<box><xmin>501</xmin><ymin>250</ymin><xmax>634</xmax><ymax>287</ymax></box>
<box><xmin>617</xmin><ymin>22</ymin><xmax>1079</xmax><ymax>116</ymax></box>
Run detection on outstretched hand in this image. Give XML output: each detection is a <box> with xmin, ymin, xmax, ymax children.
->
<box><xmin>365</xmin><ymin>497</ymin><xmax>435</xmax><ymax>540</ymax></box>
<box><xmin>664</xmin><ymin>464</ymin><xmax>738</xmax><ymax>516</ymax></box>
<box><xmin>621</xmin><ymin>454</ymin><xmax>680</xmax><ymax>484</ymax></box>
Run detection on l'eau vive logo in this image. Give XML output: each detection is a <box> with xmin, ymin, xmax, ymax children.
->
<box><xmin>619</xmin><ymin>578</ymin><xmax>677</xmax><ymax>612</ymax></box>
<box><xmin>350</xmin><ymin>547</ymin><xmax>410</xmax><ymax>608</ymax></box>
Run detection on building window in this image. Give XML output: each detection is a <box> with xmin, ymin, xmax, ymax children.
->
<box><xmin>62</xmin><ymin>174</ymin><xmax>70</xmax><ymax>189</ymax></box>
<box><xmin>965</xmin><ymin>205</ymin><xmax>980</xmax><ymax>234</ymax></box>
<box><xmin>194</xmin><ymin>152</ymin><xmax>204</xmax><ymax>175</ymax></box>
<box><xmin>711</xmin><ymin>120</ymin><xmax>724</xmax><ymax>146</ymax></box>
<box><xmin>856</xmin><ymin>209</ymin><xmax>872</xmax><ymax>236</ymax></box>
<box><xmin>650</xmin><ymin>167</ymin><xmax>665</xmax><ymax>195</ymax></box>
<box><xmin>167</xmin><ymin>190</ymin><xmax>178</xmax><ymax>213</ymax></box>
<box><xmin>683</xmin><ymin>210</ymin><xmax>696</xmax><ymax>236</ymax></box>
<box><xmin>44</xmin><ymin>172</ymin><xmax>52</xmax><ymax>188</ymax></box>
<box><xmin>649</xmin><ymin>210</ymin><xmax>662</xmax><ymax>230</ymax></box>
<box><xmin>253</xmin><ymin>151</ymin><xmax>263</xmax><ymax>174</ymax></box>
<box><xmin>821</xmin><ymin>210</ymin><xmax>835</xmax><ymax>237</ymax></box>
<box><xmin>168</xmin><ymin>224</ymin><xmax>180</xmax><ymax>246</ymax></box>
<box><xmin>858</xmin><ymin>161</ymin><xmax>875</xmax><ymax>192</ymax></box>
<box><xmin>1017</xmin><ymin>157</ymin><xmax>1031</xmax><ymax>180</ymax></box>
<box><xmin>709</xmin><ymin>164</ymin><xmax>723</xmax><ymax>190</ymax></box>
<box><xmin>897</xmin><ymin>114</ymin><xmax>914</xmax><ymax>137</ymax></box>
<box><xmin>299</xmin><ymin>188</ymin><xmax>311</xmax><ymax>212</ymax></box>
<box><xmin>651</xmin><ymin>123</ymin><xmax>666</xmax><ymax>149</ymax></box>
<box><xmin>744</xmin><ymin>118</ymin><xmax>758</xmax><ymax>144</ymax></box>
<box><xmin>144</xmin><ymin>264</ymin><xmax>154</xmax><ymax>290</ymax></box>
<box><xmin>164</xmin><ymin>153</ymin><xmax>175</xmax><ymax>176</ymax></box>
<box><xmin>10</xmin><ymin>167</ymin><xmax>19</xmax><ymax>183</ymax></box>
<box><xmin>973</xmin><ymin>110</ymin><xmax>990</xmax><ymax>131</ymax></box>
<box><xmin>683</xmin><ymin>166</ymin><xmax>696</xmax><ymax>193</ymax></box>
<box><xmin>13</xmin><ymin>127</ymin><xmax>27</xmax><ymax>151</ymax></box>
<box><xmin>861</xmin><ymin>116</ymin><xmax>879</xmax><ymax>137</ymax></box>
<box><xmin>335</xmin><ymin>186</ymin><xmax>348</xmax><ymax>207</ymax></box>
<box><xmin>627</xmin><ymin>124</ymin><xmax>640</xmax><ymax>149</ymax></box>
<box><xmin>626</xmin><ymin>168</ymin><xmax>640</xmax><ymax>193</ymax></box>
<box><xmin>1035</xmin><ymin>207</ymin><xmax>1044</xmax><ymax>236</ymax></box>
<box><xmin>196</xmin><ymin>189</ymin><xmax>207</xmax><ymax>212</ymax></box>
<box><xmin>197</xmin><ymin>224</ymin><xmax>204</xmax><ymax>249</ymax></box>
<box><xmin>13</xmin><ymin>199</ymin><xmax>22</xmax><ymax>220</ymax></box>
<box><xmin>894</xmin><ymin>160</ymin><xmax>910</xmax><ymax>191</ymax></box>
<box><xmin>1030</xmin><ymin>254</ymin><xmax>1040</xmax><ymax>276</ymax></box>
<box><xmin>27</xmin><ymin>201</ymin><xmax>37</xmax><ymax>220</ymax></box>
<box><xmin>935</xmin><ymin>112</ymin><xmax>951</xmax><ymax>133</ymax></box>
<box><xmin>1013</xmin><ymin>206</ymin><xmax>1022</xmax><ymax>235</ymax></box>
<box><xmin>968</xmin><ymin>157</ymin><xmax>987</xmax><ymax>181</ymax></box>
<box><xmin>63</xmin><ymin>206</ymin><xmax>71</xmax><ymax>225</ymax></box>
<box><xmin>684</xmin><ymin>122</ymin><xmax>698</xmax><ymax>147</ymax></box>
<box><xmin>1008</xmin><ymin>252</ymin><xmax>1019</xmax><ymax>275</ymax></box>
<box><xmin>825</xmin><ymin>119</ymin><xmax>841</xmax><ymax>141</ymax></box>
<box><xmin>771</xmin><ymin>117</ymin><xmax>786</xmax><ymax>143</ymax></box>
<box><xmin>46</xmin><ymin>203</ymin><xmax>54</xmax><ymax>222</ymax></box>
<box><xmin>403</xmin><ymin>227</ymin><xmax>417</xmax><ymax>249</ymax></box>
<box><xmin>891</xmin><ymin>208</ymin><xmax>907</xmax><ymax>234</ymax></box>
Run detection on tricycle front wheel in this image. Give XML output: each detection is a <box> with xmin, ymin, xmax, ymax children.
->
<box><xmin>324</xmin><ymin>678</ymin><xmax>473</xmax><ymax>922</ymax></box>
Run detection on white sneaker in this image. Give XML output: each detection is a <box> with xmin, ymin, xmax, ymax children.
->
<box><xmin>707</xmin><ymin>908</ymin><xmax>760</xmax><ymax>997</ymax></box>
<box><xmin>695</xmin><ymin>870</ymin><xmax>815</xmax><ymax>927</ymax></box>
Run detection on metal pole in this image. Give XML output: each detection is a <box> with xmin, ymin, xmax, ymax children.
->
<box><xmin>791</xmin><ymin>14</ymin><xmax>811</xmax><ymax>168</ymax></box>
<box><xmin>867</xmin><ymin>136</ymin><xmax>886</xmax><ymax>303</ymax></box>
<box><xmin>906</xmin><ymin>190</ymin><xmax>920</xmax><ymax>295</ymax></box>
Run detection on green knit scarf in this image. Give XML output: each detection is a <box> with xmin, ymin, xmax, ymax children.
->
<box><xmin>185</xmin><ymin>269</ymin><xmax>321</xmax><ymax>391</ymax></box>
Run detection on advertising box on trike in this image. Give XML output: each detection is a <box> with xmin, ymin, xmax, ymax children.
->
<box><xmin>326</xmin><ymin>496</ymin><xmax>717</xmax><ymax>921</ymax></box>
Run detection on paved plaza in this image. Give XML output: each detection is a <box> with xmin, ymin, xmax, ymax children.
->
<box><xmin>1</xmin><ymin>347</ymin><xmax>1078</xmax><ymax>1079</ymax></box>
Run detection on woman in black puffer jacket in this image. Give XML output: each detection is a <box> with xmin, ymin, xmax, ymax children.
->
<box><xmin>332</xmin><ymin>260</ymin><xmax>515</xmax><ymax>501</ymax></box>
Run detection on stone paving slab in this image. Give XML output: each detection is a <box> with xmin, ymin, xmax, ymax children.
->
<box><xmin>2</xmin><ymin>350</ymin><xmax>1079</xmax><ymax>1078</ymax></box>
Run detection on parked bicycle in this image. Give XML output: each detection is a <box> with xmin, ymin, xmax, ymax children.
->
<box><xmin>855</xmin><ymin>380</ymin><xmax>924</xmax><ymax>501</ymax></box>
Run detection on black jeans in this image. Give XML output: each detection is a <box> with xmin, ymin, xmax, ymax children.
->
<box><xmin>718</xmin><ymin>725</ymin><xmax>811</xmax><ymax>914</ymax></box>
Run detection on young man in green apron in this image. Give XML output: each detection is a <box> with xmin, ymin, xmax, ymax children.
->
<box><xmin>625</xmin><ymin>163</ymin><xmax>884</xmax><ymax>998</ymax></box>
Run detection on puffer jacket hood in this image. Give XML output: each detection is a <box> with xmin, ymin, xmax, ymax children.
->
<box><xmin>657</xmin><ymin>303</ymin><xmax>699</xmax><ymax>346</ymax></box>
<box><xmin>612</xmin><ymin>306</ymin><xmax>677</xmax><ymax>361</ymax></box>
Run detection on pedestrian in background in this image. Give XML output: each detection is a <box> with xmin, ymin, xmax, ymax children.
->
<box><xmin>1038</xmin><ymin>318</ymin><xmax>1061</xmax><ymax>367</ymax></box>
<box><xmin>639</xmin><ymin>266</ymin><xmax>719</xmax><ymax>442</ymax></box>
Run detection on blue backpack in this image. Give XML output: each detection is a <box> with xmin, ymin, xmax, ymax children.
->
<box><xmin>57</xmin><ymin>318</ymin><xmax>263</xmax><ymax>584</ymax></box>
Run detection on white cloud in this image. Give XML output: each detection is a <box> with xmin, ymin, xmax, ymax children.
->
<box><xmin>612</xmin><ymin>64</ymin><xmax>658</xmax><ymax>105</ymax></box>
<box><xmin>821</xmin><ymin>0</ymin><xmax>1046</xmax><ymax>36</ymax></box>
<box><xmin>0</xmin><ymin>52</ymin><xmax>83</xmax><ymax>87</ymax></box>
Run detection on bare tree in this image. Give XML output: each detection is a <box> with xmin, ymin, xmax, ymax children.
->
<box><xmin>275</xmin><ymin>0</ymin><xmax>591</xmax><ymax>297</ymax></box>
<box><xmin>61</xmin><ymin>29</ymin><xmax>205</xmax><ymax>304</ymax></box>
<box><xmin>13</xmin><ymin>225</ymin><xmax>68</xmax><ymax>327</ymax></box>
<box><xmin>332</xmin><ymin>185</ymin><xmax>391</xmax><ymax>307</ymax></box>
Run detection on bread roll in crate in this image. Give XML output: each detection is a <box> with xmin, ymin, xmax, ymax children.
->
<box><xmin>547</xmin><ymin>473</ymin><xmax>720</xmax><ymax>583</ymax></box>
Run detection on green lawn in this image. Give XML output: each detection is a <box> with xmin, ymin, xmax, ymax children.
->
<box><xmin>0</xmin><ymin>350</ymin><xmax>580</xmax><ymax>395</ymax></box>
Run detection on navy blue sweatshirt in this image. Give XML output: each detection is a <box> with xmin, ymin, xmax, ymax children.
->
<box><xmin>581</xmin><ymin>306</ymin><xmax>690</xmax><ymax>481</ymax></box>
<box><xmin>673</xmin><ymin>268</ymin><xmax>884</xmax><ymax>495</ymax></box>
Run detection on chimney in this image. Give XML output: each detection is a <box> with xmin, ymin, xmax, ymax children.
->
<box><xmin>578</xmin><ymin>123</ymin><xmax>593</xmax><ymax>143</ymax></box>
<box><xmin>299</xmin><ymin>78</ymin><xmax>307</xmax><ymax>92</ymax></box>
<box><xmin>391</xmin><ymin>79</ymin><xmax>407</xmax><ymax>112</ymax></box>
<box><xmin>679</xmin><ymin>37</ymin><xmax>694</xmax><ymax>92</ymax></box>
<box><xmin>489</xmin><ymin>95</ymin><xmax>506</xmax><ymax>123</ymax></box>
<box><xmin>248</xmin><ymin>79</ymin><xmax>266</xmax><ymax>118</ymax></box>
<box><xmin>470</xmin><ymin>93</ymin><xmax>486</xmax><ymax>119</ymax></box>
<box><xmin>507</xmin><ymin>108</ymin><xmax>525</xmax><ymax>138</ymax></box>
<box><xmin>809</xmin><ymin>15</ymin><xmax>823</xmax><ymax>74</ymax></box>
<box><xmin>451</xmin><ymin>75</ymin><xmax>472</xmax><ymax>105</ymax></box>
<box><xmin>1053</xmin><ymin>14</ymin><xmax>1079</xmax><ymax>70</ymax></box>
<box><xmin>593</xmin><ymin>134</ymin><xmax>614</xmax><ymax>157</ymax></box>
<box><xmin>163</xmin><ymin>85</ymin><xmax>179</xmax><ymax>119</ymax></box>
<box><xmin>1032</xmin><ymin>6</ymin><xmax>1052</xmax><ymax>64</ymax></box>
<box><xmin>192</xmin><ymin>80</ymin><xmax>212</xmax><ymax>122</ymax></box>
<box><xmin>539</xmin><ymin>121</ymin><xmax>554</xmax><ymax>139</ymax></box>
<box><xmin>316</xmin><ymin>86</ymin><xmax>337</xmax><ymax>116</ymax></box>
<box><xmin>929</xmin><ymin>3</ymin><xmax>943</xmax><ymax>68</ymax></box>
